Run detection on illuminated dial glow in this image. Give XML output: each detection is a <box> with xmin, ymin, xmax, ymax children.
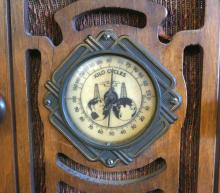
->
<box><xmin>64</xmin><ymin>55</ymin><xmax>157</xmax><ymax>144</ymax></box>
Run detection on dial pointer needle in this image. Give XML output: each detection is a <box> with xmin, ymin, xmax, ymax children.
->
<box><xmin>108</xmin><ymin>69</ymin><xmax>114</xmax><ymax>128</ymax></box>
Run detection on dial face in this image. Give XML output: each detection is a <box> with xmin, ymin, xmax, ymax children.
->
<box><xmin>63</xmin><ymin>54</ymin><xmax>157</xmax><ymax>145</ymax></box>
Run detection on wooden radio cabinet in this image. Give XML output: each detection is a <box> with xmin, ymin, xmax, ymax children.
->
<box><xmin>0</xmin><ymin>0</ymin><xmax>220</xmax><ymax>193</ymax></box>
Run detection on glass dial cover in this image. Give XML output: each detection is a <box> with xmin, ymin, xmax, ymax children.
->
<box><xmin>63</xmin><ymin>54</ymin><xmax>157</xmax><ymax>145</ymax></box>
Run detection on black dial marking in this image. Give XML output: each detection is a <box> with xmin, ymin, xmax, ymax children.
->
<box><xmin>64</xmin><ymin>55</ymin><xmax>157</xmax><ymax>144</ymax></box>
<box><xmin>78</xmin><ymin>66</ymin><xmax>146</xmax><ymax>130</ymax></box>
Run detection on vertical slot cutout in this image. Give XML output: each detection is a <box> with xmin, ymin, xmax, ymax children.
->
<box><xmin>179</xmin><ymin>45</ymin><xmax>203</xmax><ymax>193</ymax></box>
<box><xmin>26</xmin><ymin>49</ymin><xmax>45</xmax><ymax>193</ymax></box>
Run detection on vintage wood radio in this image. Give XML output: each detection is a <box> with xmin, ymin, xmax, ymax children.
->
<box><xmin>0</xmin><ymin>0</ymin><xmax>219</xmax><ymax>193</ymax></box>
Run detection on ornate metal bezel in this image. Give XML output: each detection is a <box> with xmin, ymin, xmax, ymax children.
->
<box><xmin>45</xmin><ymin>31</ymin><xmax>182</xmax><ymax>167</ymax></box>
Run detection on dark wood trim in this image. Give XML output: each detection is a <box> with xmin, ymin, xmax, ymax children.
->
<box><xmin>0</xmin><ymin>0</ymin><xmax>17</xmax><ymax>192</ymax></box>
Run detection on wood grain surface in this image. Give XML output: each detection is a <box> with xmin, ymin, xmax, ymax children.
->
<box><xmin>7</xmin><ymin>0</ymin><xmax>220</xmax><ymax>193</ymax></box>
<box><xmin>0</xmin><ymin>0</ymin><xmax>17</xmax><ymax>193</ymax></box>
<box><xmin>179</xmin><ymin>45</ymin><xmax>203</xmax><ymax>193</ymax></box>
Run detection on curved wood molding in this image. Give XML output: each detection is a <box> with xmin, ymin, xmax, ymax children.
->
<box><xmin>73</xmin><ymin>7</ymin><xmax>147</xmax><ymax>31</ymax></box>
<box><xmin>10</xmin><ymin>0</ymin><xmax>219</xmax><ymax>192</ymax></box>
<box><xmin>26</xmin><ymin>0</ymin><xmax>205</xmax><ymax>46</ymax></box>
<box><xmin>57</xmin><ymin>153</ymin><xmax>166</xmax><ymax>185</ymax></box>
<box><xmin>26</xmin><ymin>0</ymin><xmax>78</xmax><ymax>45</ymax></box>
<box><xmin>58</xmin><ymin>182</ymin><xmax>165</xmax><ymax>193</ymax></box>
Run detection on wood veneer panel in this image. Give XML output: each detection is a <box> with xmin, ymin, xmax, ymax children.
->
<box><xmin>27</xmin><ymin>0</ymin><xmax>205</xmax><ymax>45</ymax></box>
<box><xmin>27</xmin><ymin>1</ymin><xmax>206</xmax><ymax>192</ymax></box>
<box><xmin>0</xmin><ymin>0</ymin><xmax>17</xmax><ymax>192</ymax></box>
<box><xmin>27</xmin><ymin>1</ymin><xmax>206</xmax><ymax>193</ymax></box>
<box><xmin>10</xmin><ymin>0</ymin><xmax>220</xmax><ymax>193</ymax></box>
<box><xmin>196</xmin><ymin>1</ymin><xmax>219</xmax><ymax>191</ymax></box>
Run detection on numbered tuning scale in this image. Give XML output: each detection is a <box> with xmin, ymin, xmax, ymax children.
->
<box><xmin>44</xmin><ymin>31</ymin><xmax>182</xmax><ymax>167</ymax></box>
<box><xmin>65</xmin><ymin>55</ymin><xmax>157</xmax><ymax>144</ymax></box>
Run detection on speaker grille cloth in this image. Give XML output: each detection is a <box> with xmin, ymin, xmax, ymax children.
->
<box><xmin>27</xmin><ymin>0</ymin><xmax>205</xmax><ymax>45</ymax></box>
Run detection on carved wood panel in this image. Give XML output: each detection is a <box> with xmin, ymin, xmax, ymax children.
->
<box><xmin>9</xmin><ymin>0</ymin><xmax>220</xmax><ymax>193</ymax></box>
<box><xmin>0</xmin><ymin>1</ymin><xmax>16</xmax><ymax>193</ymax></box>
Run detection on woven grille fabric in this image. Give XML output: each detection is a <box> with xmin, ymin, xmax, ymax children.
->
<box><xmin>27</xmin><ymin>0</ymin><xmax>205</xmax><ymax>45</ymax></box>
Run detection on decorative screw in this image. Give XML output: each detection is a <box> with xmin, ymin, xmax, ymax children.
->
<box><xmin>104</xmin><ymin>33</ymin><xmax>111</xmax><ymax>40</ymax></box>
<box><xmin>170</xmin><ymin>97</ymin><xmax>179</xmax><ymax>106</ymax></box>
<box><xmin>45</xmin><ymin>99</ymin><xmax>52</xmax><ymax>106</ymax></box>
<box><xmin>107</xmin><ymin>159</ymin><xmax>114</xmax><ymax>166</ymax></box>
